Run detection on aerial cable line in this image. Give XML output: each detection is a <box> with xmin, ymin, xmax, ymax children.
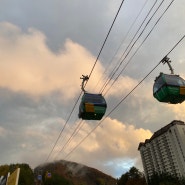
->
<box><xmin>100</xmin><ymin>0</ymin><xmax>164</xmax><ymax>94</ymax></box>
<box><xmin>99</xmin><ymin>0</ymin><xmax>159</xmax><ymax>93</ymax></box>
<box><xmin>55</xmin><ymin>0</ymin><xmax>148</xmax><ymax>160</ymax></box>
<box><xmin>103</xmin><ymin>0</ymin><xmax>174</xmax><ymax>96</ymax></box>
<box><xmin>50</xmin><ymin>0</ymin><xmax>172</xmax><ymax>160</ymax></box>
<box><xmin>99</xmin><ymin>0</ymin><xmax>157</xmax><ymax>94</ymax></box>
<box><xmin>54</xmin><ymin>0</ymin><xmax>126</xmax><ymax>157</ymax></box>
<box><xmin>53</xmin><ymin>120</ymin><xmax>85</xmax><ymax>160</ymax></box>
<box><xmin>45</xmin><ymin>92</ymin><xmax>82</xmax><ymax>162</ymax></box>
<box><xmin>94</xmin><ymin>0</ymin><xmax>149</xmax><ymax>91</ymax></box>
<box><xmin>165</xmin><ymin>36</ymin><xmax>185</xmax><ymax>56</ymax></box>
<box><xmin>55</xmin><ymin>0</ymin><xmax>148</xmax><ymax>156</ymax></box>
<box><xmin>52</xmin><ymin>118</ymin><xmax>83</xmax><ymax>159</ymax></box>
<box><xmin>87</xmin><ymin>0</ymin><xmax>125</xmax><ymax>82</ymax></box>
<box><xmin>44</xmin><ymin>0</ymin><xmax>125</xmax><ymax>163</ymax></box>
<box><xmin>118</xmin><ymin>0</ymin><xmax>161</xmax><ymax>60</ymax></box>
<box><xmin>53</xmin><ymin>0</ymin><xmax>179</xmax><ymax>162</ymax></box>
<box><xmin>45</xmin><ymin>0</ymin><xmax>173</xmax><ymax>164</ymax></box>
<box><xmin>55</xmin><ymin>0</ymin><xmax>126</xmax><ymax>158</ymax></box>
<box><xmin>63</xmin><ymin>34</ymin><xmax>185</xmax><ymax>160</ymax></box>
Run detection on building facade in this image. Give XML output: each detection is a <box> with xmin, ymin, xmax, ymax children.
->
<box><xmin>138</xmin><ymin>120</ymin><xmax>185</xmax><ymax>180</ymax></box>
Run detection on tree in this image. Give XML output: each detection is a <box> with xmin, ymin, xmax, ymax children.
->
<box><xmin>0</xmin><ymin>163</ymin><xmax>34</xmax><ymax>185</ymax></box>
<box><xmin>44</xmin><ymin>173</ymin><xmax>73</xmax><ymax>185</ymax></box>
<box><xmin>0</xmin><ymin>165</ymin><xmax>9</xmax><ymax>176</ymax></box>
<box><xmin>117</xmin><ymin>172</ymin><xmax>129</xmax><ymax>185</ymax></box>
<box><xmin>127</xmin><ymin>167</ymin><xmax>142</xmax><ymax>179</ymax></box>
<box><xmin>117</xmin><ymin>167</ymin><xmax>147</xmax><ymax>185</ymax></box>
<box><xmin>18</xmin><ymin>164</ymin><xmax>34</xmax><ymax>185</ymax></box>
<box><xmin>96</xmin><ymin>178</ymin><xmax>106</xmax><ymax>185</ymax></box>
<box><xmin>149</xmin><ymin>172</ymin><xmax>185</xmax><ymax>185</ymax></box>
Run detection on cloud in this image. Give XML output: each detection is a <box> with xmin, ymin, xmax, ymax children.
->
<box><xmin>0</xmin><ymin>22</ymin><xmax>104</xmax><ymax>100</ymax></box>
<box><xmin>0</xmin><ymin>0</ymin><xmax>124</xmax><ymax>54</ymax></box>
<box><xmin>61</xmin><ymin>118</ymin><xmax>152</xmax><ymax>177</ymax></box>
<box><xmin>0</xmin><ymin>0</ymin><xmax>185</xmax><ymax>178</ymax></box>
<box><xmin>0</xmin><ymin>126</ymin><xmax>7</xmax><ymax>137</ymax></box>
<box><xmin>1</xmin><ymin>117</ymin><xmax>67</xmax><ymax>167</ymax></box>
<box><xmin>105</xmin><ymin>75</ymin><xmax>138</xmax><ymax>98</ymax></box>
<box><xmin>167</xmin><ymin>103</ymin><xmax>185</xmax><ymax>121</ymax></box>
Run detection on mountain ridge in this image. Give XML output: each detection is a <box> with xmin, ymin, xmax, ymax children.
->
<box><xmin>34</xmin><ymin>160</ymin><xmax>117</xmax><ymax>185</ymax></box>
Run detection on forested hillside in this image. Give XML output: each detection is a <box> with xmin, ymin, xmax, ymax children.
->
<box><xmin>34</xmin><ymin>160</ymin><xmax>116</xmax><ymax>185</ymax></box>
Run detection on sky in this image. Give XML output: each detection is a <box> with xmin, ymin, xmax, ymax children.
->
<box><xmin>0</xmin><ymin>0</ymin><xmax>185</xmax><ymax>178</ymax></box>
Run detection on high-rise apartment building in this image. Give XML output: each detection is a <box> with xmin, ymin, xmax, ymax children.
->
<box><xmin>138</xmin><ymin>120</ymin><xmax>185</xmax><ymax>180</ymax></box>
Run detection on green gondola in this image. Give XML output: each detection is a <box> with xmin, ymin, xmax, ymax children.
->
<box><xmin>153</xmin><ymin>72</ymin><xmax>185</xmax><ymax>104</ymax></box>
<box><xmin>78</xmin><ymin>92</ymin><xmax>107</xmax><ymax>120</ymax></box>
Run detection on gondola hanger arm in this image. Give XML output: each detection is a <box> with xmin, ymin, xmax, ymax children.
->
<box><xmin>161</xmin><ymin>56</ymin><xmax>174</xmax><ymax>74</ymax></box>
<box><xmin>80</xmin><ymin>75</ymin><xmax>89</xmax><ymax>92</ymax></box>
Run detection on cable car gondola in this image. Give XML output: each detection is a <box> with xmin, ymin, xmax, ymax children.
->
<box><xmin>153</xmin><ymin>57</ymin><xmax>185</xmax><ymax>104</ymax></box>
<box><xmin>153</xmin><ymin>73</ymin><xmax>185</xmax><ymax>104</ymax></box>
<box><xmin>78</xmin><ymin>92</ymin><xmax>107</xmax><ymax>120</ymax></box>
<box><xmin>78</xmin><ymin>75</ymin><xmax>107</xmax><ymax>120</ymax></box>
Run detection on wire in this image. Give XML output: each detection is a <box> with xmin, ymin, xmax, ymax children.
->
<box><xmin>51</xmin><ymin>0</ymin><xmax>175</xmax><ymax>160</ymax></box>
<box><xmin>166</xmin><ymin>36</ymin><xmax>185</xmax><ymax>56</ymax></box>
<box><xmin>53</xmin><ymin>120</ymin><xmax>84</xmax><ymax>160</ymax></box>
<box><xmin>88</xmin><ymin>0</ymin><xmax>125</xmax><ymax>80</ymax></box>
<box><xmin>100</xmin><ymin>0</ymin><xmax>160</xmax><ymax>93</ymax></box>
<box><xmin>94</xmin><ymin>0</ymin><xmax>149</xmax><ymax>91</ymax></box>
<box><xmin>45</xmin><ymin>92</ymin><xmax>82</xmax><ymax>162</ymax></box>
<box><xmin>63</xmin><ymin>34</ymin><xmax>185</xmax><ymax>160</ymax></box>
<box><xmin>54</xmin><ymin>0</ymin><xmax>152</xmax><ymax>158</ymax></box>
<box><xmin>44</xmin><ymin>0</ymin><xmax>126</xmax><ymax>163</ymax></box>
<box><xmin>103</xmin><ymin>0</ymin><xmax>174</xmax><ymax>96</ymax></box>
<box><xmin>44</xmin><ymin>0</ymin><xmax>178</xmax><ymax>164</ymax></box>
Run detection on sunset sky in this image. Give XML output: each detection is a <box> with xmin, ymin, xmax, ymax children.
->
<box><xmin>0</xmin><ymin>0</ymin><xmax>185</xmax><ymax>178</ymax></box>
